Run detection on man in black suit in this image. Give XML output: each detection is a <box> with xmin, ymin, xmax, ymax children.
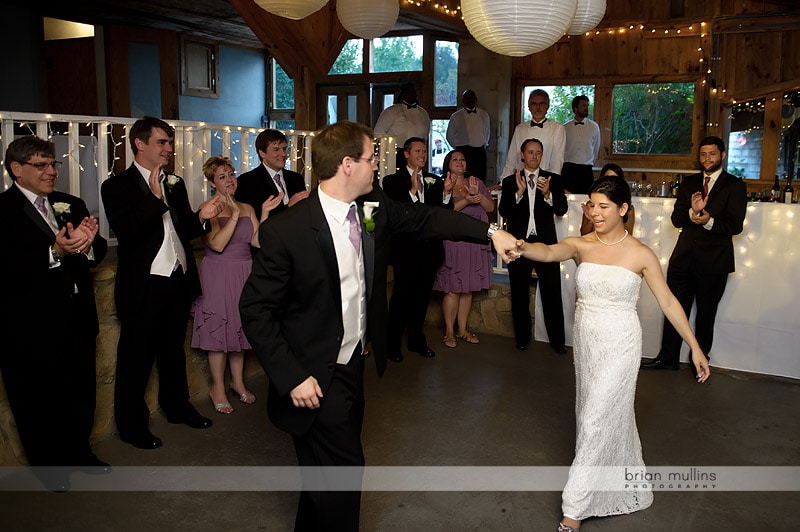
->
<box><xmin>239</xmin><ymin>121</ymin><xmax>519</xmax><ymax>531</ymax></box>
<box><xmin>0</xmin><ymin>136</ymin><xmax>109</xmax><ymax>490</ymax></box>
<box><xmin>382</xmin><ymin>137</ymin><xmax>453</xmax><ymax>361</ymax></box>
<box><xmin>643</xmin><ymin>136</ymin><xmax>747</xmax><ymax>372</ymax></box>
<box><xmin>101</xmin><ymin>116</ymin><xmax>225</xmax><ymax>450</ymax></box>
<box><xmin>499</xmin><ymin>138</ymin><xmax>569</xmax><ymax>354</ymax></box>
<box><xmin>235</xmin><ymin>129</ymin><xmax>309</xmax><ymax>219</ymax></box>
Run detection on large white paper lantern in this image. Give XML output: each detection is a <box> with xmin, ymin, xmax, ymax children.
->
<box><xmin>337</xmin><ymin>0</ymin><xmax>398</xmax><ymax>39</ymax></box>
<box><xmin>461</xmin><ymin>0</ymin><xmax>578</xmax><ymax>57</ymax></box>
<box><xmin>254</xmin><ymin>0</ymin><xmax>328</xmax><ymax>20</ymax></box>
<box><xmin>567</xmin><ymin>0</ymin><xmax>607</xmax><ymax>35</ymax></box>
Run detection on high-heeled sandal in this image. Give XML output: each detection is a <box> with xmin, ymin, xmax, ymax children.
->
<box><xmin>210</xmin><ymin>393</ymin><xmax>233</xmax><ymax>414</ymax></box>
<box><xmin>557</xmin><ymin>522</ymin><xmax>578</xmax><ymax>531</ymax></box>
<box><xmin>229</xmin><ymin>387</ymin><xmax>256</xmax><ymax>405</ymax></box>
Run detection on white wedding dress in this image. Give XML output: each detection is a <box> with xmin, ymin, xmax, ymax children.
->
<box><xmin>562</xmin><ymin>262</ymin><xmax>654</xmax><ymax>520</ymax></box>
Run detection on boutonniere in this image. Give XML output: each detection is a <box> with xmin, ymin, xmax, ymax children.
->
<box><xmin>52</xmin><ymin>202</ymin><xmax>71</xmax><ymax>224</ymax></box>
<box><xmin>424</xmin><ymin>177</ymin><xmax>436</xmax><ymax>187</ymax></box>
<box><xmin>164</xmin><ymin>174</ymin><xmax>180</xmax><ymax>192</ymax></box>
<box><xmin>362</xmin><ymin>201</ymin><xmax>379</xmax><ymax>234</ymax></box>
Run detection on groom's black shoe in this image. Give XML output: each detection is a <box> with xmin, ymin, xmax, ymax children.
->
<box><xmin>641</xmin><ymin>359</ymin><xmax>679</xmax><ymax>371</ymax></box>
<box><xmin>552</xmin><ymin>344</ymin><xmax>567</xmax><ymax>355</ymax></box>
<box><xmin>120</xmin><ymin>429</ymin><xmax>163</xmax><ymax>450</ymax></box>
<box><xmin>409</xmin><ymin>346</ymin><xmax>435</xmax><ymax>358</ymax></box>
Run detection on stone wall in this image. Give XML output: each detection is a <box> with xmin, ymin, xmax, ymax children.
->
<box><xmin>0</xmin><ymin>258</ymin><xmax>524</xmax><ymax>465</ymax></box>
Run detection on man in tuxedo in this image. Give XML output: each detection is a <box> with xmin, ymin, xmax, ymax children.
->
<box><xmin>562</xmin><ymin>95</ymin><xmax>601</xmax><ymax>194</ymax></box>
<box><xmin>446</xmin><ymin>89</ymin><xmax>491</xmax><ymax>181</ymax></box>
<box><xmin>235</xmin><ymin>129</ymin><xmax>309</xmax><ymax>219</ymax></box>
<box><xmin>499</xmin><ymin>138</ymin><xmax>569</xmax><ymax>354</ymax></box>
<box><xmin>643</xmin><ymin>136</ymin><xmax>747</xmax><ymax>372</ymax></box>
<box><xmin>101</xmin><ymin>116</ymin><xmax>225</xmax><ymax>450</ymax></box>
<box><xmin>239</xmin><ymin>121</ymin><xmax>519</xmax><ymax>531</ymax></box>
<box><xmin>382</xmin><ymin>137</ymin><xmax>453</xmax><ymax>361</ymax></box>
<box><xmin>374</xmin><ymin>82</ymin><xmax>431</xmax><ymax>171</ymax></box>
<box><xmin>0</xmin><ymin>136</ymin><xmax>109</xmax><ymax>491</ymax></box>
<box><xmin>501</xmin><ymin>88</ymin><xmax>565</xmax><ymax>179</ymax></box>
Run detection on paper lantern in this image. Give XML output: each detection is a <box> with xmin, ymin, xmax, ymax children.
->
<box><xmin>337</xmin><ymin>0</ymin><xmax>398</xmax><ymax>39</ymax></box>
<box><xmin>567</xmin><ymin>0</ymin><xmax>607</xmax><ymax>35</ymax></box>
<box><xmin>254</xmin><ymin>0</ymin><xmax>328</xmax><ymax>20</ymax></box>
<box><xmin>461</xmin><ymin>0</ymin><xmax>578</xmax><ymax>57</ymax></box>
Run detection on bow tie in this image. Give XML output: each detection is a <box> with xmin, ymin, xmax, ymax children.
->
<box><xmin>574</xmin><ymin>121</ymin><xmax>584</xmax><ymax>125</ymax></box>
<box><xmin>531</xmin><ymin>120</ymin><xmax>545</xmax><ymax>128</ymax></box>
<box><xmin>465</xmin><ymin>108</ymin><xmax>477</xmax><ymax>114</ymax></box>
<box><xmin>404</xmin><ymin>102</ymin><xmax>417</xmax><ymax>109</ymax></box>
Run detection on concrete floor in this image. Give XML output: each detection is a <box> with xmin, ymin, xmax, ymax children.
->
<box><xmin>1</xmin><ymin>327</ymin><xmax>798</xmax><ymax>531</ymax></box>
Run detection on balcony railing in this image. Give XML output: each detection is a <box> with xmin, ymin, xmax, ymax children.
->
<box><xmin>1</xmin><ymin>111</ymin><xmax>397</xmax><ymax>242</ymax></box>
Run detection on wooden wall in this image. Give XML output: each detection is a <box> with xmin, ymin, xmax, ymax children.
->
<box><xmin>510</xmin><ymin>0</ymin><xmax>800</xmax><ymax>182</ymax></box>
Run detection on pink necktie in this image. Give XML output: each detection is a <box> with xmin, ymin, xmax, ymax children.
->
<box><xmin>347</xmin><ymin>205</ymin><xmax>361</xmax><ymax>255</ymax></box>
<box><xmin>35</xmin><ymin>196</ymin><xmax>48</xmax><ymax>216</ymax></box>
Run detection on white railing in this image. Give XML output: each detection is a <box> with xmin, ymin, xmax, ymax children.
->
<box><xmin>1</xmin><ymin>111</ymin><xmax>397</xmax><ymax>241</ymax></box>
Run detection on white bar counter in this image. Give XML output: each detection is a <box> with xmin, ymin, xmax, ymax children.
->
<box><xmin>534</xmin><ymin>197</ymin><xmax>800</xmax><ymax>380</ymax></box>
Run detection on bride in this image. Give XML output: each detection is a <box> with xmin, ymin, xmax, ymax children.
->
<box><xmin>512</xmin><ymin>175</ymin><xmax>710</xmax><ymax>531</ymax></box>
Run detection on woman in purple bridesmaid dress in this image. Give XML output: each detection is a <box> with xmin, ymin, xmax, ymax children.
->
<box><xmin>191</xmin><ymin>156</ymin><xmax>277</xmax><ymax>413</ymax></box>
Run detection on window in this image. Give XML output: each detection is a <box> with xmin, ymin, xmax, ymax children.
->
<box><xmin>180</xmin><ymin>37</ymin><xmax>219</xmax><ymax>98</ymax></box>
<box><xmin>521</xmin><ymin>85</ymin><xmax>596</xmax><ymax>124</ymax></box>
<box><xmin>329</xmin><ymin>39</ymin><xmax>363</xmax><ymax>75</ymax></box>
<box><xmin>271</xmin><ymin>59</ymin><xmax>295</xmax><ymax>129</ymax></box>
<box><xmin>371</xmin><ymin>36</ymin><xmax>423</xmax><ymax>73</ymax></box>
<box><xmin>430</xmin><ymin>119</ymin><xmax>452</xmax><ymax>174</ymax></box>
<box><xmin>778</xmin><ymin>89</ymin><xmax>800</xmax><ymax>180</ymax></box>
<box><xmin>727</xmin><ymin>98</ymin><xmax>765</xmax><ymax>179</ymax></box>
<box><xmin>612</xmin><ymin>82</ymin><xmax>694</xmax><ymax>154</ymax></box>
<box><xmin>434</xmin><ymin>40</ymin><xmax>459</xmax><ymax>107</ymax></box>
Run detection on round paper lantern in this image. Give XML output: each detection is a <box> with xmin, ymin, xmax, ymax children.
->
<box><xmin>337</xmin><ymin>0</ymin><xmax>398</xmax><ymax>39</ymax></box>
<box><xmin>567</xmin><ymin>0</ymin><xmax>607</xmax><ymax>35</ymax></box>
<box><xmin>461</xmin><ymin>0</ymin><xmax>578</xmax><ymax>57</ymax></box>
<box><xmin>254</xmin><ymin>0</ymin><xmax>328</xmax><ymax>20</ymax></box>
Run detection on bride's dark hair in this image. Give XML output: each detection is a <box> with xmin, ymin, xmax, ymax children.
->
<box><xmin>589</xmin><ymin>175</ymin><xmax>632</xmax><ymax>223</ymax></box>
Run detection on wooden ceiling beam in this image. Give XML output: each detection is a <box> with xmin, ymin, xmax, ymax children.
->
<box><xmin>229</xmin><ymin>0</ymin><xmax>350</xmax><ymax>79</ymax></box>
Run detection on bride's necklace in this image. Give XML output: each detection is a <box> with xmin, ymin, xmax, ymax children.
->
<box><xmin>596</xmin><ymin>230</ymin><xmax>629</xmax><ymax>246</ymax></box>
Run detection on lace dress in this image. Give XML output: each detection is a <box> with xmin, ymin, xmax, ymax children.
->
<box><xmin>191</xmin><ymin>217</ymin><xmax>253</xmax><ymax>352</ymax></box>
<box><xmin>562</xmin><ymin>262</ymin><xmax>654</xmax><ymax>520</ymax></box>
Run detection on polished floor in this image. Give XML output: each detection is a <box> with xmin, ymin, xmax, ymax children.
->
<box><xmin>1</xmin><ymin>327</ymin><xmax>798</xmax><ymax>531</ymax></box>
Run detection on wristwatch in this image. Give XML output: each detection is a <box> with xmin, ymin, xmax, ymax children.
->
<box><xmin>487</xmin><ymin>222</ymin><xmax>500</xmax><ymax>241</ymax></box>
<box><xmin>50</xmin><ymin>247</ymin><xmax>62</xmax><ymax>263</ymax></box>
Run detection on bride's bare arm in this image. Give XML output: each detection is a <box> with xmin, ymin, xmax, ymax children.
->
<box><xmin>515</xmin><ymin>236</ymin><xmax>580</xmax><ymax>263</ymax></box>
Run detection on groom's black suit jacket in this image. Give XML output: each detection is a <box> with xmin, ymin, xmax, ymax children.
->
<box><xmin>239</xmin><ymin>185</ymin><xmax>488</xmax><ymax>436</ymax></box>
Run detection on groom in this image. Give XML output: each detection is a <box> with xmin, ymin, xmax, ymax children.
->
<box><xmin>240</xmin><ymin>120</ymin><xmax>520</xmax><ymax>531</ymax></box>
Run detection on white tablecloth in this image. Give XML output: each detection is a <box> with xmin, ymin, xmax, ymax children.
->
<box><xmin>534</xmin><ymin>197</ymin><xmax>800</xmax><ymax>379</ymax></box>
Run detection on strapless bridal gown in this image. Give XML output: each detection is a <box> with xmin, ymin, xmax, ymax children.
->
<box><xmin>561</xmin><ymin>262</ymin><xmax>654</xmax><ymax>520</ymax></box>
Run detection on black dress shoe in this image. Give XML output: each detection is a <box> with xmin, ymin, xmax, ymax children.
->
<box><xmin>388</xmin><ymin>351</ymin><xmax>403</xmax><ymax>362</ymax></box>
<box><xmin>120</xmin><ymin>430</ymin><xmax>163</xmax><ymax>449</ymax></box>
<box><xmin>77</xmin><ymin>455</ymin><xmax>112</xmax><ymax>475</ymax></box>
<box><xmin>552</xmin><ymin>345</ymin><xmax>568</xmax><ymax>355</ymax></box>
<box><xmin>516</xmin><ymin>343</ymin><xmax>529</xmax><ymax>351</ymax></box>
<box><xmin>641</xmin><ymin>359</ymin><xmax>679</xmax><ymax>371</ymax></box>
<box><xmin>410</xmin><ymin>347</ymin><xmax>435</xmax><ymax>358</ymax></box>
<box><xmin>167</xmin><ymin>412</ymin><xmax>213</xmax><ymax>429</ymax></box>
<box><xmin>34</xmin><ymin>469</ymin><xmax>71</xmax><ymax>492</ymax></box>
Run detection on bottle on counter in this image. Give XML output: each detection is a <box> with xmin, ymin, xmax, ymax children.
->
<box><xmin>783</xmin><ymin>175</ymin><xmax>794</xmax><ymax>204</ymax></box>
<box><xmin>672</xmin><ymin>175</ymin><xmax>681</xmax><ymax>197</ymax></box>
<box><xmin>771</xmin><ymin>175</ymin><xmax>781</xmax><ymax>202</ymax></box>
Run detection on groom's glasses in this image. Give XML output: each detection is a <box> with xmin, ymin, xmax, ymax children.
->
<box><xmin>354</xmin><ymin>156</ymin><xmax>378</xmax><ymax>165</ymax></box>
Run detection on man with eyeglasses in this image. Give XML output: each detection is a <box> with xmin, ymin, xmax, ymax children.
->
<box><xmin>382</xmin><ymin>137</ymin><xmax>453</xmax><ymax>362</ymax></box>
<box><xmin>235</xmin><ymin>129</ymin><xmax>308</xmax><ymax>220</ymax></box>
<box><xmin>0</xmin><ymin>135</ymin><xmax>109</xmax><ymax>491</ymax></box>
<box><xmin>501</xmin><ymin>88</ymin><xmax>566</xmax><ymax>179</ymax></box>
